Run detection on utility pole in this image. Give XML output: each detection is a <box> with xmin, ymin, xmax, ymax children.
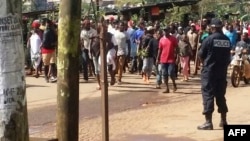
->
<box><xmin>57</xmin><ymin>0</ymin><xmax>81</xmax><ymax>141</ymax></box>
<box><xmin>100</xmin><ymin>17</ymin><xmax>109</xmax><ymax>141</ymax></box>
<box><xmin>96</xmin><ymin>0</ymin><xmax>100</xmax><ymax>15</ymax></box>
<box><xmin>0</xmin><ymin>0</ymin><xmax>29</xmax><ymax>141</ymax></box>
<box><xmin>194</xmin><ymin>5</ymin><xmax>203</xmax><ymax>75</ymax></box>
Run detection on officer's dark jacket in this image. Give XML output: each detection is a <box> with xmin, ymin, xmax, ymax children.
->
<box><xmin>198</xmin><ymin>32</ymin><xmax>231</xmax><ymax>77</ymax></box>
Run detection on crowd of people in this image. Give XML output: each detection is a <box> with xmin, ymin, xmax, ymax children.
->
<box><xmin>78</xmin><ymin>17</ymin><xmax>250</xmax><ymax>130</ymax></box>
<box><xmin>80</xmin><ymin>18</ymin><xmax>192</xmax><ymax>92</ymax></box>
<box><xmin>79</xmin><ymin>17</ymin><xmax>244</xmax><ymax>91</ymax></box>
<box><xmin>25</xmin><ymin>15</ymin><xmax>250</xmax><ymax>130</ymax></box>
<box><xmin>25</xmin><ymin>17</ymin><xmax>250</xmax><ymax>89</ymax></box>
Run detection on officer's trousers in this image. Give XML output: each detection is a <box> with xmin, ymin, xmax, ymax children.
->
<box><xmin>201</xmin><ymin>73</ymin><xmax>228</xmax><ymax>115</ymax></box>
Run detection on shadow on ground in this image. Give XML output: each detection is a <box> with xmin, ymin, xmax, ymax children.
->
<box><xmin>28</xmin><ymin>75</ymin><xmax>201</xmax><ymax>126</ymax></box>
<box><xmin>118</xmin><ymin>134</ymin><xmax>197</xmax><ymax>141</ymax></box>
<box><xmin>26</xmin><ymin>84</ymin><xmax>48</xmax><ymax>88</ymax></box>
<box><xmin>27</xmin><ymin>74</ymin><xmax>203</xmax><ymax>136</ymax></box>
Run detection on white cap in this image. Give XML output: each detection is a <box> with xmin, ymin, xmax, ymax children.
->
<box><xmin>147</xmin><ymin>26</ymin><xmax>154</xmax><ymax>31</ymax></box>
<box><xmin>191</xmin><ymin>23</ymin><xmax>195</xmax><ymax>26</ymax></box>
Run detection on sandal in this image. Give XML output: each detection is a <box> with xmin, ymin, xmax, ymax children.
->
<box><xmin>163</xmin><ymin>89</ymin><xmax>170</xmax><ymax>93</ymax></box>
<box><xmin>110</xmin><ymin>80</ymin><xmax>115</xmax><ymax>86</ymax></box>
<box><xmin>155</xmin><ymin>85</ymin><xmax>161</xmax><ymax>89</ymax></box>
<box><xmin>173</xmin><ymin>86</ymin><xmax>177</xmax><ymax>92</ymax></box>
<box><xmin>33</xmin><ymin>74</ymin><xmax>40</xmax><ymax>78</ymax></box>
<box><xmin>26</xmin><ymin>71</ymin><xmax>33</xmax><ymax>75</ymax></box>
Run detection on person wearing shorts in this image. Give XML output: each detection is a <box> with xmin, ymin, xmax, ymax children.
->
<box><xmin>41</xmin><ymin>19</ymin><xmax>57</xmax><ymax>83</ymax></box>
<box><xmin>156</xmin><ymin>26</ymin><xmax>178</xmax><ymax>93</ymax></box>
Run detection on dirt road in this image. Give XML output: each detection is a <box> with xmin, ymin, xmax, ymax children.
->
<box><xmin>27</xmin><ymin>73</ymin><xmax>250</xmax><ymax>141</ymax></box>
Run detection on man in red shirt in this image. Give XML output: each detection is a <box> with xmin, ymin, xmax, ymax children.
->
<box><xmin>156</xmin><ymin>26</ymin><xmax>178</xmax><ymax>93</ymax></box>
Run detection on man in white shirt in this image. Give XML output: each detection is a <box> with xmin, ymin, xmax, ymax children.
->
<box><xmin>80</xmin><ymin>19</ymin><xmax>97</xmax><ymax>82</ymax></box>
<box><xmin>108</xmin><ymin>22</ymin><xmax>116</xmax><ymax>35</ymax></box>
<box><xmin>187</xmin><ymin>23</ymin><xmax>198</xmax><ymax>75</ymax></box>
<box><xmin>114</xmin><ymin>22</ymin><xmax>131</xmax><ymax>84</ymax></box>
<box><xmin>222</xmin><ymin>22</ymin><xmax>229</xmax><ymax>34</ymax></box>
<box><xmin>97</xmin><ymin>31</ymin><xmax>117</xmax><ymax>88</ymax></box>
<box><xmin>107</xmin><ymin>45</ymin><xmax>116</xmax><ymax>86</ymax></box>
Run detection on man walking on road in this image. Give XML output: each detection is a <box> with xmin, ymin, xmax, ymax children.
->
<box><xmin>40</xmin><ymin>19</ymin><xmax>57</xmax><ymax>83</ymax></box>
<box><xmin>197</xmin><ymin>18</ymin><xmax>231</xmax><ymax>130</ymax></box>
<box><xmin>80</xmin><ymin>19</ymin><xmax>97</xmax><ymax>82</ymax></box>
<box><xmin>114</xmin><ymin>22</ymin><xmax>131</xmax><ymax>84</ymax></box>
<box><xmin>156</xmin><ymin>26</ymin><xmax>178</xmax><ymax>93</ymax></box>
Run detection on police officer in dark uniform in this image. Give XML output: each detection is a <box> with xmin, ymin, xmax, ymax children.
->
<box><xmin>197</xmin><ymin>18</ymin><xmax>231</xmax><ymax>130</ymax></box>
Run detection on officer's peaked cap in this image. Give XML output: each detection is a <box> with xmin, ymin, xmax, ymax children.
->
<box><xmin>210</xmin><ymin>18</ymin><xmax>223</xmax><ymax>27</ymax></box>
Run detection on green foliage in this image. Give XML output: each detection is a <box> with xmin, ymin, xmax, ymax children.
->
<box><xmin>131</xmin><ymin>14</ymin><xmax>139</xmax><ymax>23</ymax></box>
<box><xmin>197</xmin><ymin>0</ymin><xmax>247</xmax><ymax>20</ymax></box>
<box><xmin>115</xmin><ymin>0</ymin><xmax>144</xmax><ymax>7</ymax></box>
<box><xmin>137</xmin><ymin>49</ymin><xmax>148</xmax><ymax>57</ymax></box>
<box><xmin>164</xmin><ymin>0</ymin><xmax>250</xmax><ymax>23</ymax></box>
<box><xmin>168</xmin><ymin>5</ymin><xmax>191</xmax><ymax>23</ymax></box>
<box><xmin>81</xmin><ymin>2</ymin><xmax>105</xmax><ymax>23</ymax></box>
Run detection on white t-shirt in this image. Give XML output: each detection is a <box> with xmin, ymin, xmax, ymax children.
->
<box><xmin>80</xmin><ymin>28</ymin><xmax>97</xmax><ymax>50</ymax></box>
<box><xmin>114</xmin><ymin>30</ymin><xmax>129</xmax><ymax>56</ymax></box>
<box><xmin>107</xmin><ymin>48</ymin><xmax>116</xmax><ymax>70</ymax></box>
<box><xmin>30</xmin><ymin>33</ymin><xmax>42</xmax><ymax>68</ymax></box>
<box><xmin>80</xmin><ymin>28</ymin><xmax>97</xmax><ymax>58</ymax></box>
<box><xmin>30</xmin><ymin>33</ymin><xmax>42</xmax><ymax>55</ymax></box>
<box><xmin>243</xmin><ymin>28</ymin><xmax>248</xmax><ymax>34</ymax></box>
<box><xmin>108</xmin><ymin>24</ymin><xmax>116</xmax><ymax>35</ymax></box>
<box><xmin>222</xmin><ymin>27</ymin><xmax>229</xmax><ymax>35</ymax></box>
<box><xmin>111</xmin><ymin>34</ymin><xmax>118</xmax><ymax>46</ymax></box>
<box><xmin>98</xmin><ymin>48</ymin><xmax>116</xmax><ymax>71</ymax></box>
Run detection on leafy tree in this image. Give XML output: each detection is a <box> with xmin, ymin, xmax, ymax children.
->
<box><xmin>166</xmin><ymin>5</ymin><xmax>192</xmax><ymax>23</ymax></box>
<box><xmin>198</xmin><ymin>0</ymin><xmax>235</xmax><ymax>18</ymax></box>
<box><xmin>115</xmin><ymin>0</ymin><xmax>144</xmax><ymax>7</ymax></box>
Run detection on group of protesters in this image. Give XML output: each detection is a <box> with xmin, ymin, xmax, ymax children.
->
<box><xmin>79</xmin><ymin>17</ymin><xmax>202</xmax><ymax>92</ymax></box>
<box><xmin>25</xmin><ymin>18</ymin><xmax>58</xmax><ymax>83</ymax></box>
<box><xmin>24</xmin><ymin>15</ymin><xmax>250</xmax><ymax>93</ymax></box>
<box><xmin>23</xmin><ymin>15</ymin><xmax>250</xmax><ymax>131</ymax></box>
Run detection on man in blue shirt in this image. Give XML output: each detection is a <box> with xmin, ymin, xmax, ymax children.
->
<box><xmin>127</xmin><ymin>21</ymin><xmax>137</xmax><ymax>73</ymax></box>
<box><xmin>133</xmin><ymin>22</ymin><xmax>145</xmax><ymax>74</ymax></box>
<box><xmin>134</xmin><ymin>22</ymin><xmax>145</xmax><ymax>43</ymax></box>
<box><xmin>224</xmin><ymin>24</ymin><xmax>237</xmax><ymax>48</ymax></box>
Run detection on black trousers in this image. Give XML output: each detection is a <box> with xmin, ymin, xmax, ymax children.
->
<box><xmin>201</xmin><ymin>71</ymin><xmax>228</xmax><ymax>115</ymax></box>
<box><xmin>130</xmin><ymin>56</ymin><xmax>138</xmax><ymax>73</ymax></box>
<box><xmin>137</xmin><ymin>56</ymin><xmax>143</xmax><ymax>73</ymax></box>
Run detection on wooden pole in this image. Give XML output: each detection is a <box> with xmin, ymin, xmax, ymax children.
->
<box><xmin>194</xmin><ymin>7</ymin><xmax>204</xmax><ymax>75</ymax></box>
<box><xmin>96</xmin><ymin>0</ymin><xmax>100</xmax><ymax>15</ymax></box>
<box><xmin>100</xmin><ymin>17</ymin><xmax>109</xmax><ymax>141</ymax></box>
<box><xmin>57</xmin><ymin>0</ymin><xmax>81</xmax><ymax>141</ymax></box>
<box><xmin>0</xmin><ymin>0</ymin><xmax>29</xmax><ymax>140</ymax></box>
